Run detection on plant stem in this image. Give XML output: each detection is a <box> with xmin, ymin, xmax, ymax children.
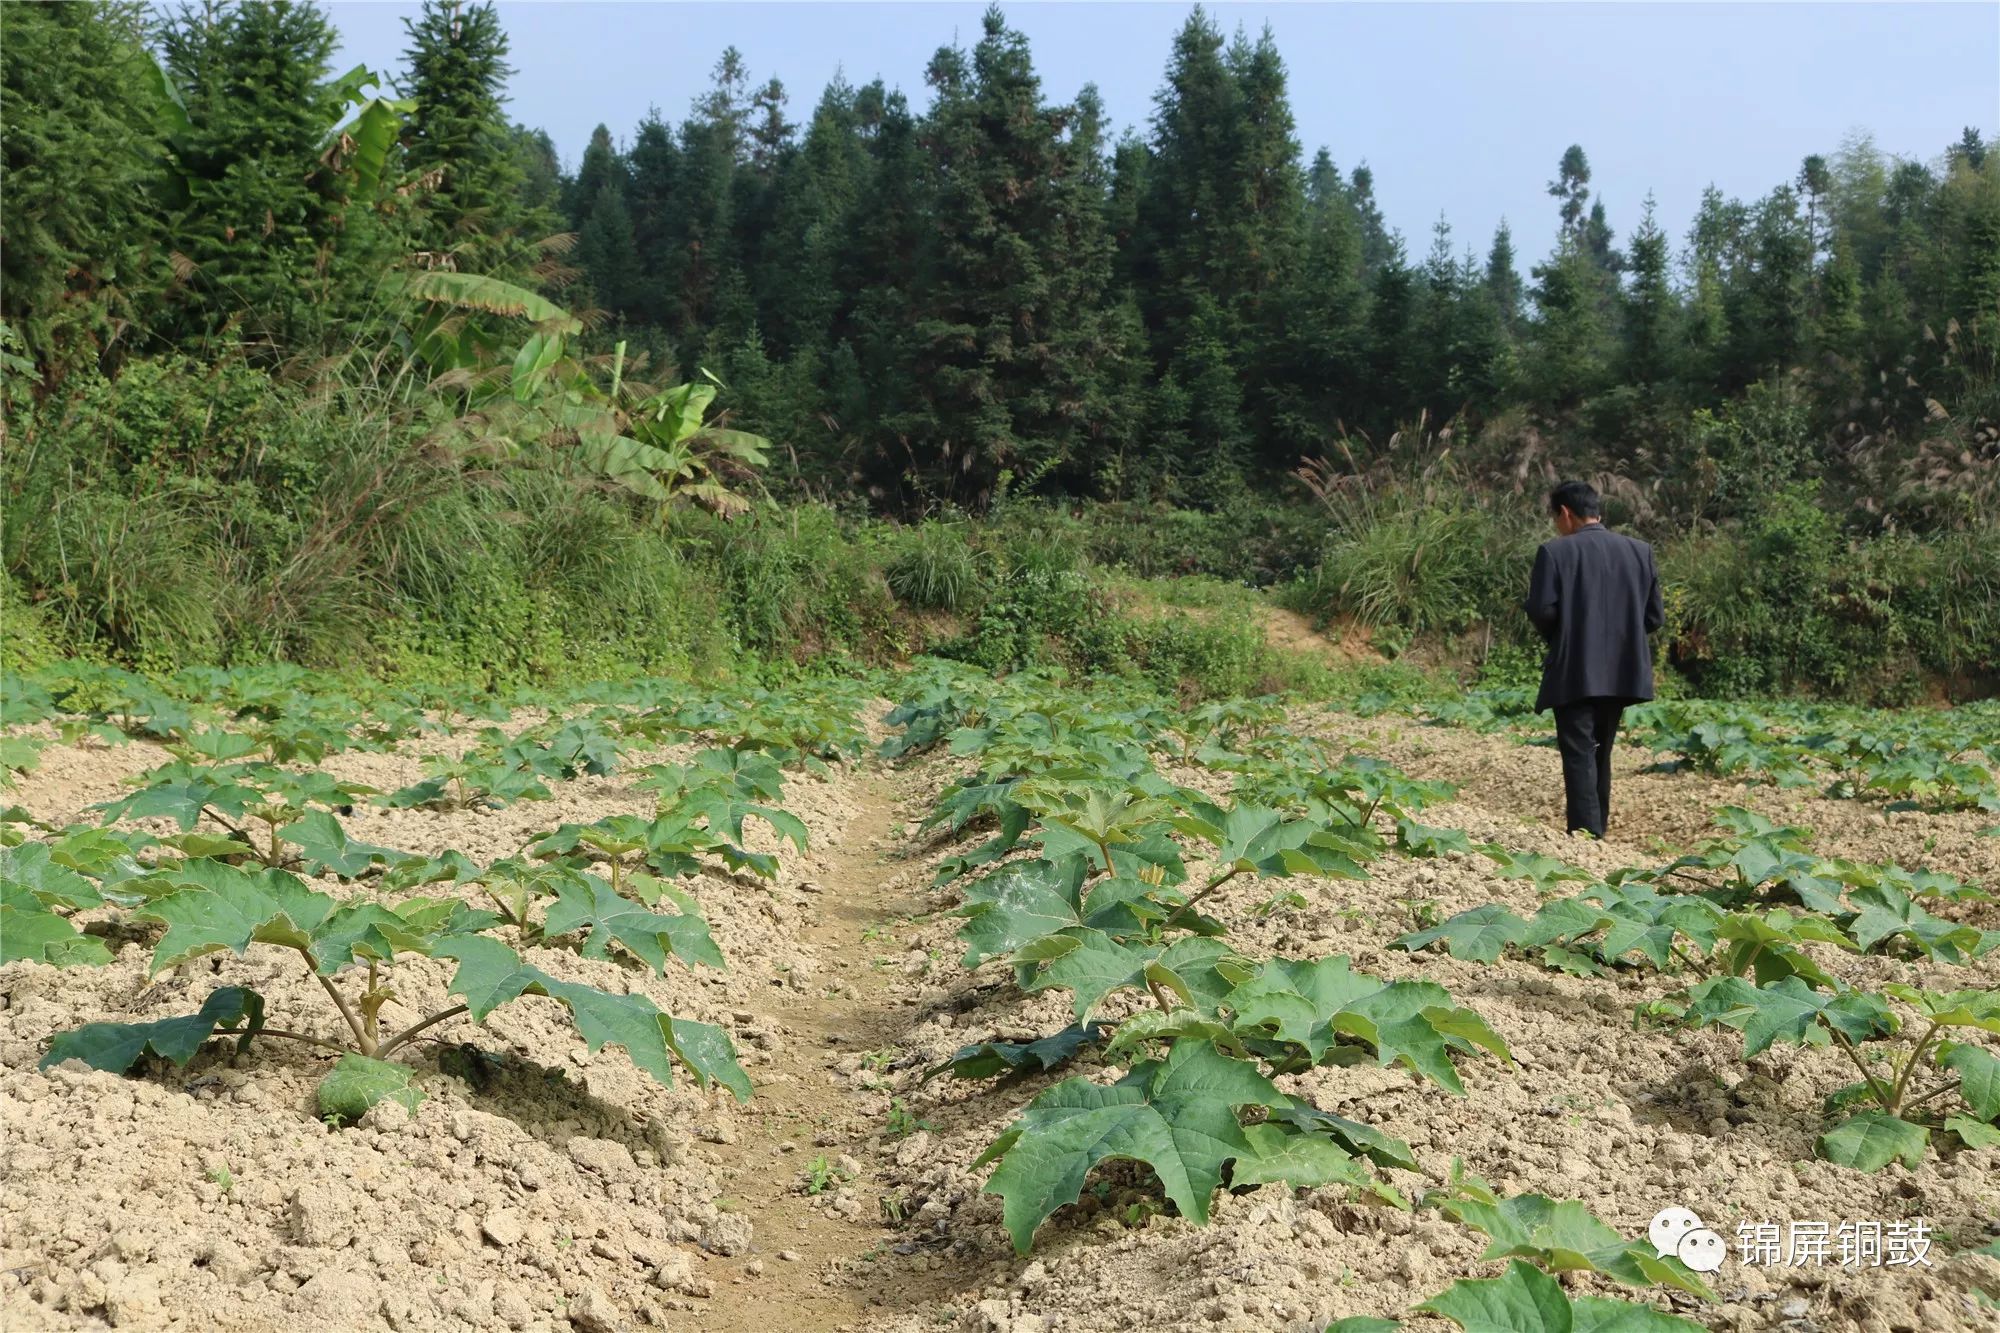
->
<box><xmin>1886</xmin><ymin>1020</ymin><xmax>1941</xmax><ymax>1116</ymax></box>
<box><xmin>310</xmin><ymin>965</ymin><xmax>371</xmax><ymax>1054</ymax></box>
<box><xmin>1900</xmin><ymin>1078</ymin><xmax>1961</xmax><ymax>1114</ymax></box>
<box><xmin>376</xmin><ymin>1005</ymin><xmax>469</xmax><ymax>1059</ymax></box>
<box><xmin>1668</xmin><ymin>945</ymin><xmax>1709</xmax><ymax>978</ymax></box>
<box><xmin>1831</xmin><ymin>1031</ymin><xmax>1894</xmax><ymax>1110</ymax></box>
<box><xmin>1161</xmin><ymin>867</ymin><xmax>1241</xmax><ymax>931</ymax></box>
<box><xmin>1735</xmin><ymin>943</ymin><xmax>1764</xmax><ymax>978</ymax></box>
<box><xmin>1144</xmin><ymin>978</ymin><xmax>1174</xmax><ymax>1014</ymax></box>
<box><xmin>201</xmin><ymin>804</ymin><xmax>246</xmax><ymax>838</ymax></box>
<box><xmin>254</xmin><ymin>1028</ymin><xmax>349</xmax><ymax>1053</ymax></box>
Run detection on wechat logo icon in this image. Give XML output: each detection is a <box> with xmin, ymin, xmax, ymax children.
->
<box><xmin>1648</xmin><ymin>1205</ymin><xmax>1726</xmax><ymax>1273</ymax></box>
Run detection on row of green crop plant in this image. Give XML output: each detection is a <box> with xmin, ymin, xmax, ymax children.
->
<box><xmin>1401</xmin><ymin>686</ymin><xmax>2000</xmax><ymax>816</ymax></box>
<box><xmin>2</xmin><ymin>664</ymin><xmax>876</xmax><ymax>1122</ymax></box>
<box><xmin>1399</xmin><ymin>806</ymin><xmax>2000</xmax><ymax>1169</ymax></box>
<box><xmin>878</xmin><ymin>660</ymin><xmax>1728</xmax><ymax>1327</ymax></box>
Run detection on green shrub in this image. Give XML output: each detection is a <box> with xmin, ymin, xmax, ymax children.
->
<box><xmin>1069</xmin><ymin>497</ymin><xmax>1327</xmax><ymax>586</ymax></box>
<box><xmin>0</xmin><ymin>576</ymin><xmax>69</xmax><ymax>672</ymax></box>
<box><xmin>1663</xmin><ymin>485</ymin><xmax>1999</xmax><ymax>703</ymax></box>
<box><xmin>1122</xmin><ymin>612</ymin><xmax>1265</xmax><ymax>702</ymax></box>
<box><xmin>673</xmin><ymin>504</ymin><xmax>896</xmax><ymax>664</ymax></box>
<box><xmin>941</xmin><ymin>568</ymin><xmax>1111</xmax><ymax>675</ymax></box>
<box><xmin>1673</xmin><ymin>379</ymin><xmax>1818</xmax><ymax>523</ymax></box>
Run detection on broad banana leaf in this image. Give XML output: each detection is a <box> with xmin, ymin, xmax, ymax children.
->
<box><xmin>399</xmin><ymin>272</ymin><xmax>581</xmax><ymax>334</ymax></box>
<box><xmin>700</xmin><ymin>428</ymin><xmax>772</xmax><ymax>466</ymax></box>
<box><xmin>329</xmin><ymin>97</ymin><xmax>411</xmax><ymax>197</ymax></box>
<box><xmin>576</xmin><ymin>433</ymin><xmax>674</xmax><ymax>502</ymax></box>
<box><xmin>643</xmin><ymin>382</ymin><xmax>719</xmax><ymax>444</ymax></box>
<box><xmin>511</xmin><ymin>333</ymin><xmax>567</xmax><ymax>404</ymax></box>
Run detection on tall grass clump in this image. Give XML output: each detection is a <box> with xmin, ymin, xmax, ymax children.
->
<box><xmin>1289</xmin><ymin>426</ymin><xmax>1538</xmax><ymax>653</ymax></box>
<box><xmin>33</xmin><ymin>489</ymin><xmax>223</xmax><ymax>667</ymax></box>
<box><xmin>885</xmin><ymin>518</ymin><xmax>982</xmax><ymax>611</ymax></box>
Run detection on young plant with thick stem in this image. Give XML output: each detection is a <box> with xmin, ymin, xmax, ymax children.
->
<box><xmin>27</xmin><ymin>856</ymin><xmax>748</xmax><ymax>1121</ymax></box>
<box><xmin>1686</xmin><ymin>977</ymin><xmax>2000</xmax><ymax>1168</ymax></box>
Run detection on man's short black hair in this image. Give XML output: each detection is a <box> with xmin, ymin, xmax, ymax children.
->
<box><xmin>1548</xmin><ymin>480</ymin><xmax>1601</xmax><ymax>519</ymax></box>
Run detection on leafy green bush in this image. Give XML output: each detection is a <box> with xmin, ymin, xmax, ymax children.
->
<box><xmin>1122</xmin><ymin>612</ymin><xmax>1266</xmax><ymax>702</ymax></box>
<box><xmin>1673</xmin><ymin>379</ymin><xmax>1818</xmax><ymax>523</ymax></box>
<box><xmin>941</xmin><ymin>568</ymin><xmax>1112</xmax><ymax>676</ymax></box>
<box><xmin>1066</xmin><ymin>496</ymin><xmax>1327</xmax><ymax>586</ymax></box>
<box><xmin>672</xmin><ymin>504</ymin><xmax>897</xmax><ymax>664</ymax></box>
<box><xmin>1665</xmin><ymin>485</ymin><xmax>2000</xmax><ymax>703</ymax></box>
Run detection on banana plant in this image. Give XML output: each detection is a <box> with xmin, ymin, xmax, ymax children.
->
<box><xmin>411</xmin><ymin>315</ymin><xmax>771</xmax><ymax>519</ymax></box>
<box><xmin>574</xmin><ymin>352</ymin><xmax>770</xmax><ymax>518</ymax></box>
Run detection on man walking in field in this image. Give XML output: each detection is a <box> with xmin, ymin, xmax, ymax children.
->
<box><xmin>1524</xmin><ymin>480</ymin><xmax>1665</xmax><ymax>838</ymax></box>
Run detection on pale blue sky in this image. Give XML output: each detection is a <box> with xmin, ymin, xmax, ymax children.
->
<box><xmin>324</xmin><ymin>1</ymin><xmax>1998</xmax><ymax>265</ymax></box>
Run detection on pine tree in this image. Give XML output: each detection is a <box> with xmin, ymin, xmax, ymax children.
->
<box><xmin>841</xmin><ymin>82</ymin><xmax>929</xmax><ymax>490</ymax></box>
<box><xmin>1107</xmin><ymin>134</ymin><xmax>1153</xmax><ymax>296</ymax></box>
<box><xmin>1949</xmin><ymin>127</ymin><xmax>1987</xmax><ymax>171</ymax></box>
<box><xmin>1724</xmin><ymin>186</ymin><xmax>1811</xmax><ymax>387</ymax></box>
<box><xmin>158</xmin><ymin>0</ymin><xmax>380</xmax><ymax>353</ymax></box>
<box><xmin>1226</xmin><ymin>25</ymin><xmax>1306</xmax><ymax>463</ymax></box>
<box><xmin>757</xmin><ymin>80</ymin><xmax>860</xmax><ymax>355</ymax></box>
<box><xmin>1584</xmin><ymin>199</ymin><xmax>1621</xmax><ymax>274</ymax></box>
<box><xmin>747</xmin><ymin>77</ymin><xmax>795</xmax><ymax>173</ymax></box>
<box><xmin>1140</xmin><ymin>10</ymin><xmax>1305</xmax><ymax>472</ymax></box>
<box><xmin>627</xmin><ymin>110</ymin><xmax>680</xmax><ymax>327</ymax></box>
<box><xmin>0</xmin><ymin>0</ymin><xmax>165</xmax><ymax>376</ymax></box>
<box><xmin>568</xmin><ymin>124</ymin><xmax>642</xmax><ymax>317</ymax></box>
<box><xmin>658</xmin><ymin>52</ymin><xmax>752</xmax><ymax>337</ymax></box>
<box><xmin>1452</xmin><ymin>251</ymin><xmax>1513</xmax><ymax>414</ymax></box>
<box><xmin>1486</xmin><ymin>220</ymin><xmax>1522</xmax><ymax>332</ymax></box>
<box><xmin>899</xmin><ymin>7</ymin><xmax>1120</xmax><ymax>503</ymax></box>
<box><xmin>1621</xmin><ymin>195</ymin><xmax>1675</xmax><ymax>390</ymax></box>
<box><xmin>1140</xmin><ymin>6</ymin><xmax>1239</xmax><ymax>353</ymax></box>
<box><xmin>577</xmin><ymin>184</ymin><xmax>642</xmax><ymax>321</ymax></box>
<box><xmin>1681</xmin><ymin>196</ymin><xmax>1733</xmax><ymax>395</ymax></box>
<box><xmin>1349</xmin><ymin>164</ymin><xmax>1394</xmax><ymax>274</ymax></box>
<box><xmin>730</xmin><ymin>77</ymin><xmax>794</xmax><ymax>335</ymax></box>
<box><xmin>1268</xmin><ymin>146</ymin><xmax>1365</xmax><ymax>455</ymax></box>
<box><xmin>400</xmin><ymin>1</ymin><xmax>527</xmax><ymax>262</ymax></box>
<box><xmin>1525</xmin><ymin>241</ymin><xmax>1611</xmax><ymax>410</ymax></box>
<box><xmin>1363</xmin><ymin>244</ymin><xmax>1419</xmax><ymax>428</ymax></box>
<box><xmin>1412</xmin><ymin>216</ymin><xmax>1463</xmax><ymax>418</ymax></box>
<box><xmin>1549</xmin><ymin>144</ymin><xmax>1591</xmax><ymax>239</ymax></box>
<box><xmin>511</xmin><ymin>123</ymin><xmax>558</xmax><ymax>204</ymax></box>
<box><xmin>1796</xmin><ymin>154</ymin><xmax>1831</xmax><ymax>258</ymax></box>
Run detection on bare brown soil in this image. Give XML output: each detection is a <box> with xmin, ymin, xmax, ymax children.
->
<box><xmin>3</xmin><ymin>708</ymin><xmax>1997</xmax><ymax>1333</ymax></box>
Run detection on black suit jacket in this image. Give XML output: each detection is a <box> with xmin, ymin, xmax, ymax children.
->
<box><xmin>1524</xmin><ymin>524</ymin><xmax>1665</xmax><ymax>712</ymax></box>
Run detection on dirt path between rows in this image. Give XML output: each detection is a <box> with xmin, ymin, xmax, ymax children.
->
<box><xmin>696</xmin><ymin>766</ymin><xmax>975</xmax><ymax>1332</ymax></box>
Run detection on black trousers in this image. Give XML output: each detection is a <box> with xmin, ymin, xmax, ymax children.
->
<box><xmin>1553</xmin><ymin>698</ymin><xmax>1624</xmax><ymax>837</ymax></box>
